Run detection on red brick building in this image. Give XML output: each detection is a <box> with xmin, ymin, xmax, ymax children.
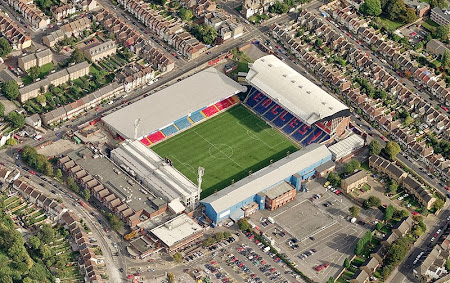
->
<box><xmin>264</xmin><ymin>182</ymin><xmax>296</xmax><ymax>211</ymax></box>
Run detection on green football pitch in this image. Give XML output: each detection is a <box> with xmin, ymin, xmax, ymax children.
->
<box><xmin>152</xmin><ymin>104</ymin><xmax>299</xmax><ymax>199</ymax></box>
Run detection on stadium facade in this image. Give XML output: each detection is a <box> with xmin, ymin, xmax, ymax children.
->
<box><xmin>244</xmin><ymin>55</ymin><xmax>350</xmax><ymax>147</ymax></box>
<box><xmin>200</xmin><ymin>143</ymin><xmax>333</xmax><ymax>225</ymax></box>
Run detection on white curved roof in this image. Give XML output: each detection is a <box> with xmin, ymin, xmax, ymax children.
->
<box><xmin>246</xmin><ymin>55</ymin><xmax>349</xmax><ymax>125</ymax></box>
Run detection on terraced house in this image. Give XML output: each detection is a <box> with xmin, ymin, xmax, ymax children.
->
<box><xmin>7</xmin><ymin>0</ymin><xmax>49</xmax><ymax>29</ymax></box>
<box><xmin>84</xmin><ymin>40</ymin><xmax>117</xmax><ymax>62</ymax></box>
<box><xmin>0</xmin><ymin>12</ymin><xmax>31</xmax><ymax>49</ymax></box>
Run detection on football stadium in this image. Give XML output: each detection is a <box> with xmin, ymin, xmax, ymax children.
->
<box><xmin>102</xmin><ymin>55</ymin><xmax>350</xmax><ymax>223</ymax></box>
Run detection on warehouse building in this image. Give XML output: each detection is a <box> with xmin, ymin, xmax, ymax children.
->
<box><xmin>201</xmin><ymin>143</ymin><xmax>333</xmax><ymax>225</ymax></box>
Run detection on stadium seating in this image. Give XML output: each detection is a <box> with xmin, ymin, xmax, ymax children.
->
<box><xmin>246</xmin><ymin>90</ymin><xmax>266</xmax><ymax>108</ymax></box>
<box><xmin>147</xmin><ymin>131</ymin><xmax>165</xmax><ymax>143</ymax></box>
<box><xmin>174</xmin><ymin>116</ymin><xmax>193</xmax><ymax>131</ymax></box>
<box><xmin>215</xmin><ymin>98</ymin><xmax>233</xmax><ymax>110</ymax></box>
<box><xmin>264</xmin><ymin>105</ymin><xmax>284</xmax><ymax>121</ymax></box>
<box><xmin>161</xmin><ymin>124</ymin><xmax>179</xmax><ymax>137</ymax></box>
<box><xmin>291</xmin><ymin>125</ymin><xmax>312</xmax><ymax>143</ymax></box>
<box><xmin>273</xmin><ymin>111</ymin><xmax>293</xmax><ymax>128</ymax></box>
<box><xmin>254</xmin><ymin>98</ymin><xmax>274</xmax><ymax>115</ymax></box>
<box><xmin>228</xmin><ymin>95</ymin><xmax>240</xmax><ymax>105</ymax></box>
<box><xmin>282</xmin><ymin>118</ymin><xmax>302</xmax><ymax>135</ymax></box>
<box><xmin>202</xmin><ymin>105</ymin><xmax>219</xmax><ymax>117</ymax></box>
<box><xmin>304</xmin><ymin>128</ymin><xmax>326</xmax><ymax>145</ymax></box>
<box><xmin>190</xmin><ymin>109</ymin><xmax>205</xmax><ymax>123</ymax></box>
<box><xmin>316</xmin><ymin>120</ymin><xmax>332</xmax><ymax>134</ymax></box>
<box><xmin>140</xmin><ymin>137</ymin><xmax>151</xmax><ymax>146</ymax></box>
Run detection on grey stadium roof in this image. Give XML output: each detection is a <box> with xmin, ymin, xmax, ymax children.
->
<box><xmin>201</xmin><ymin>143</ymin><xmax>332</xmax><ymax>214</ymax></box>
<box><xmin>246</xmin><ymin>55</ymin><xmax>350</xmax><ymax>125</ymax></box>
<box><xmin>102</xmin><ymin>67</ymin><xmax>246</xmax><ymax>139</ymax></box>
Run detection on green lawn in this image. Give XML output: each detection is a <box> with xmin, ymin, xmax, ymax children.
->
<box><xmin>152</xmin><ymin>105</ymin><xmax>299</xmax><ymax>198</ymax></box>
<box><xmin>378</xmin><ymin>17</ymin><xmax>403</xmax><ymax>31</ymax></box>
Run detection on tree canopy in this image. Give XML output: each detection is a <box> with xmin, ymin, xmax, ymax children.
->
<box><xmin>20</xmin><ymin>145</ymin><xmax>54</xmax><ymax>175</ymax></box>
<box><xmin>28</xmin><ymin>66</ymin><xmax>40</xmax><ymax>82</ymax></box>
<box><xmin>179</xmin><ymin>8</ymin><xmax>193</xmax><ymax>21</ymax></box>
<box><xmin>434</xmin><ymin>24</ymin><xmax>450</xmax><ymax>41</ymax></box>
<box><xmin>190</xmin><ymin>24</ymin><xmax>217</xmax><ymax>45</ymax></box>
<box><xmin>384</xmin><ymin>141</ymin><xmax>401</xmax><ymax>160</ymax></box>
<box><xmin>2</xmin><ymin>80</ymin><xmax>19</xmax><ymax>100</ymax></box>
<box><xmin>344</xmin><ymin>159</ymin><xmax>361</xmax><ymax>174</ymax></box>
<box><xmin>6</xmin><ymin>112</ymin><xmax>25</xmax><ymax>129</ymax></box>
<box><xmin>269</xmin><ymin>1</ymin><xmax>289</xmax><ymax>14</ymax></box>
<box><xmin>384</xmin><ymin>204</ymin><xmax>395</xmax><ymax>221</ymax></box>
<box><xmin>106</xmin><ymin>213</ymin><xmax>123</xmax><ymax>231</ymax></box>
<box><xmin>0</xmin><ymin>102</ymin><xmax>4</xmax><ymax>117</ymax></box>
<box><xmin>369</xmin><ymin>139</ymin><xmax>382</xmax><ymax>155</ymax></box>
<box><xmin>349</xmin><ymin>206</ymin><xmax>361</xmax><ymax>217</ymax></box>
<box><xmin>360</xmin><ymin>0</ymin><xmax>382</xmax><ymax>16</ymax></box>
<box><xmin>70</xmin><ymin>48</ymin><xmax>85</xmax><ymax>63</ymax></box>
<box><xmin>0</xmin><ymin>37</ymin><xmax>12</xmax><ymax>58</ymax></box>
<box><xmin>364</xmin><ymin>196</ymin><xmax>381</xmax><ymax>208</ymax></box>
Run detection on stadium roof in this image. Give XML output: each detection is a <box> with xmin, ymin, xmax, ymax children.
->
<box><xmin>328</xmin><ymin>134</ymin><xmax>365</xmax><ymax>160</ymax></box>
<box><xmin>246</xmin><ymin>55</ymin><xmax>349</xmax><ymax>125</ymax></box>
<box><xmin>102</xmin><ymin>67</ymin><xmax>246</xmax><ymax>139</ymax></box>
<box><xmin>150</xmin><ymin>214</ymin><xmax>203</xmax><ymax>248</ymax></box>
<box><xmin>201</xmin><ymin>143</ymin><xmax>332</xmax><ymax>214</ymax></box>
<box><xmin>110</xmin><ymin>140</ymin><xmax>199</xmax><ymax>204</ymax></box>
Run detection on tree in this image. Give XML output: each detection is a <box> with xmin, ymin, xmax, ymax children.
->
<box><xmin>355</xmin><ymin>231</ymin><xmax>373</xmax><ymax>255</ymax></box>
<box><xmin>179</xmin><ymin>7</ymin><xmax>193</xmax><ymax>21</ymax></box>
<box><xmin>315</xmin><ymin>38</ymin><xmax>323</xmax><ymax>47</ymax></box>
<box><xmin>442</xmin><ymin>50</ymin><xmax>450</xmax><ymax>68</ymax></box>
<box><xmin>376</xmin><ymin>221</ymin><xmax>383</xmax><ymax>230</ymax></box>
<box><xmin>434</xmin><ymin>24</ymin><xmax>450</xmax><ymax>41</ymax></box>
<box><xmin>349</xmin><ymin>206</ymin><xmax>361</xmax><ymax>217</ymax></box>
<box><xmin>385</xmin><ymin>204</ymin><xmax>395</xmax><ymax>221</ymax></box>
<box><xmin>190</xmin><ymin>24</ymin><xmax>217</xmax><ymax>45</ymax></box>
<box><xmin>0</xmin><ymin>37</ymin><xmax>12</xmax><ymax>57</ymax></box>
<box><xmin>387</xmin><ymin>179</ymin><xmax>398</xmax><ymax>194</ymax></box>
<box><xmin>386</xmin><ymin>237</ymin><xmax>409</xmax><ymax>266</ymax></box>
<box><xmin>28</xmin><ymin>236</ymin><xmax>41</xmax><ymax>250</ymax></box>
<box><xmin>238</xmin><ymin>218</ymin><xmax>250</xmax><ymax>231</ymax></box>
<box><xmin>38</xmin><ymin>224</ymin><xmax>55</xmax><ymax>245</ymax></box>
<box><xmin>39</xmin><ymin>244</ymin><xmax>52</xmax><ymax>260</ymax></box>
<box><xmin>404</xmin><ymin>114</ymin><xmax>413</xmax><ymax>126</ymax></box>
<box><xmin>344</xmin><ymin>159</ymin><xmax>361</xmax><ymax>174</ymax></box>
<box><xmin>384</xmin><ymin>141</ymin><xmax>401</xmax><ymax>160</ymax></box>
<box><xmin>82</xmin><ymin>189</ymin><xmax>90</xmax><ymax>200</ymax></box>
<box><xmin>36</xmin><ymin>95</ymin><xmax>46</xmax><ymax>105</ymax></box>
<box><xmin>70</xmin><ymin>48</ymin><xmax>85</xmax><ymax>63</ymax></box>
<box><xmin>360</xmin><ymin>0</ymin><xmax>382</xmax><ymax>16</ymax></box>
<box><xmin>327</xmin><ymin>172</ymin><xmax>341</xmax><ymax>187</ymax></box>
<box><xmin>172</xmin><ymin>252</ymin><xmax>183</xmax><ymax>263</ymax></box>
<box><xmin>224</xmin><ymin>231</ymin><xmax>231</xmax><ymax>238</ymax></box>
<box><xmin>369</xmin><ymin>139</ymin><xmax>382</xmax><ymax>155</ymax></box>
<box><xmin>6</xmin><ymin>112</ymin><xmax>25</xmax><ymax>129</ymax></box>
<box><xmin>412</xmin><ymin>225</ymin><xmax>424</xmax><ymax>237</ymax></box>
<box><xmin>215</xmin><ymin>232</ymin><xmax>224</xmax><ymax>242</ymax></box>
<box><xmin>344</xmin><ymin>258</ymin><xmax>350</xmax><ymax>269</ymax></box>
<box><xmin>6</xmin><ymin>138</ymin><xmax>17</xmax><ymax>146</ymax></box>
<box><xmin>269</xmin><ymin>1</ymin><xmax>289</xmax><ymax>14</ymax></box>
<box><xmin>2</xmin><ymin>80</ymin><xmax>19</xmax><ymax>100</ymax></box>
<box><xmin>446</xmin><ymin>259</ymin><xmax>450</xmax><ymax>270</ymax></box>
<box><xmin>404</xmin><ymin>8</ymin><xmax>417</xmax><ymax>24</ymax></box>
<box><xmin>167</xmin><ymin>273</ymin><xmax>175</xmax><ymax>283</ymax></box>
<box><xmin>386</xmin><ymin>0</ymin><xmax>406</xmax><ymax>22</ymax></box>
<box><xmin>364</xmin><ymin>196</ymin><xmax>381</xmax><ymax>208</ymax></box>
<box><xmin>433</xmin><ymin>198</ymin><xmax>445</xmax><ymax>211</ymax></box>
<box><xmin>0</xmin><ymin>101</ymin><xmax>4</xmax><ymax>117</ymax></box>
<box><xmin>67</xmin><ymin>177</ymin><xmax>79</xmax><ymax>193</ymax></box>
<box><xmin>55</xmin><ymin>168</ymin><xmax>62</xmax><ymax>179</ymax></box>
<box><xmin>106</xmin><ymin>213</ymin><xmax>123</xmax><ymax>231</ymax></box>
<box><xmin>28</xmin><ymin>66</ymin><xmax>40</xmax><ymax>82</ymax></box>
<box><xmin>327</xmin><ymin>277</ymin><xmax>335</xmax><ymax>283</ymax></box>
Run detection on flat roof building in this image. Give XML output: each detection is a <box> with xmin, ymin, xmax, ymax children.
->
<box><xmin>110</xmin><ymin>139</ymin><xmax>200</xmax><ymax>208</ymax></box>
<box><xmin>328</xmin><ymin>134</ymin><xmax>365</xmax><ymax>161</ymax></box>
<box><xmin>150</xmin><ymin>214</ymin><xmax>203</xmax><ymax>253</ymax></box>
<box><xmin>201</xmin><ymin>143</ymin><xmax>332</xmax><ymax>225</ymax></box>
<box><xmin>102</xmin><ymin>67</ymin><xmax>246</xmax><ymax>139</ymax></box>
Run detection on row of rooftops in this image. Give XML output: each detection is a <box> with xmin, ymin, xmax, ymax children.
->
<box><xmin>41</xmin><ymin>82</ymin><xmax>121</xmax><ymax>125</ymax></box>
<box><xmin>352</xmin><ymin>217</ymin><xmax>415</xmax><ymax>283</ymax></box>
<box><xmin>7</xmin><ymin>0</ymin><xmax>49</xmax><ymax>29</ymax></box>
<box><xmin>0</xmin><ymin>12</ymin><xmax>31</xmax><ymax>49</ymax></box>
<box><xmin>19</xmin><ymin>48</ymin><xmax>52</xmax><ymax>65</ymax></box>
<box><xmin>326</xmin><ymin>4</ymin><xmax>450</xmax><ymax>111</ymax></box>
<box><xmin>42</xmin><ymin>17</ymin><xmax>92</xmax><ymax>47</ymax></box>
<box><xmin>11</xmin><ymin>178</ymin><xmax>103</xmax><ymax>282</ymax></box>
<box><xmin>85</xmin><ymin>40</ymin><xmax>116</xmax><ymax>56</ymax></box>
<box><xmin>60</xmin><ymin>212</ymin><xmax>104</xmax><ymax>283</ymax></box>
<box><xmin>19</xmin><ymin>61</ymin><xmax>90</xmax><ymax>101</ymax></box>
<box><xmin>113</xmin><ymin>0</ymin><xmax>206</xmax><ymax>59</ymax></box>
<box><xmin>416</xmin><ymin>231</ymin><xmax>450</xmax><ymax>280</ymax></box>
<box><xmin>369</xmin><ymin>155</ymin><xmax>437</xmax><ymax>208</ymax></box>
